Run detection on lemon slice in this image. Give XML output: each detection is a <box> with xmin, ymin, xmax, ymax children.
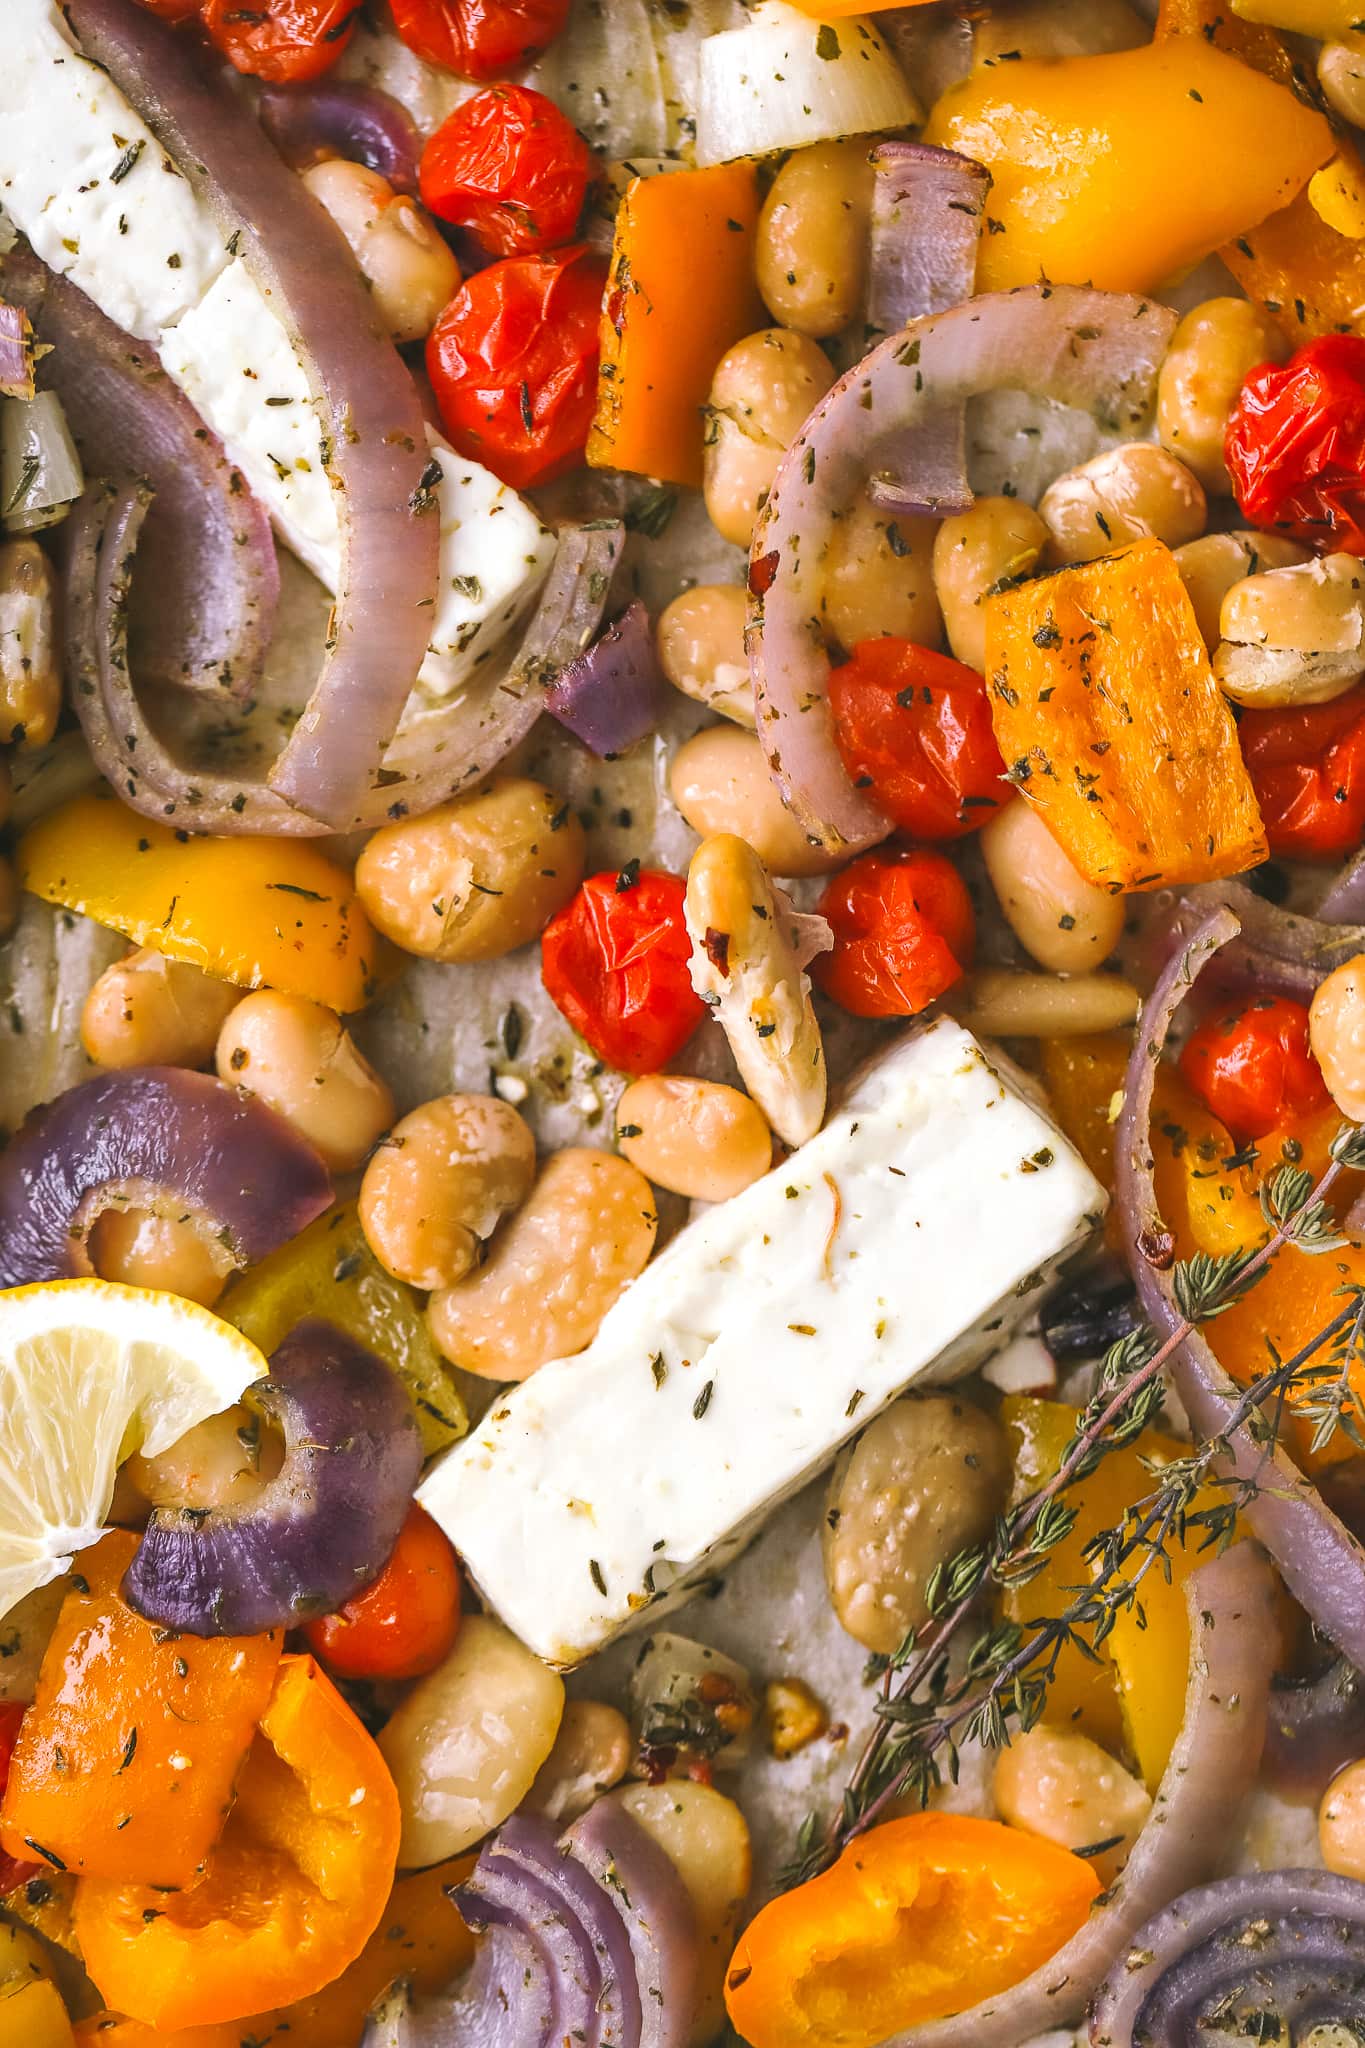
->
<box><xmin>0</xmin><ymin>1279</ymin><xmax>269</xmax><ymax>1622</ymax></box>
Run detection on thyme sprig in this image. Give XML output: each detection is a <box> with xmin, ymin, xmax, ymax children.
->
<box><xmin>784</xmin><ymin>1126</ymin><xmax>1365</xmax><ymax>1889</ymax></box>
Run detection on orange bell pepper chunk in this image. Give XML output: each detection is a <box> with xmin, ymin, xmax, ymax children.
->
<box><xmin>71</xmin><ymin>1856</ymin><xmax>475</xmax><ymax>2048</ymax></box>
<box><xmin>73</xmin><ymin>1655</ymin><xmax>400</xmax><ymax>2032</ymax></box>
<box><xmin>587</xmin><ymin>163</ymin><xmax>764</xmax><ymax>488</ymax></box>
<box><xmin>724</xmin><ymin>1812</ymin><xmax>1098</xmax><ymax>2048</ymax></box>
<box><xmin>985</xmin><ymin>539</ymin><xmax>1268</xmax><ymax>893</ymax></box>
<box><xmin>1231</xmin><ymin>0</ymin><xmax>1365</xmax><ymax>34</ymax></box>
<box><xmin>19</xmin><ymin>790</ymin><xmax>382</xmax><ymax>1013</ymax></box>
<box><xmin>923</xmin><ymin>36</ymin><xmax>1331</xmax><ymax>295</ymax></box>
<box><xmin>0</xmin><ymin>1531</ymin><xmax>280</xmax><ymax>1889</ymax></box>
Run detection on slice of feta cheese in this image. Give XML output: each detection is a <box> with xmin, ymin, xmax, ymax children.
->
<box><xmin>158</xmin><ymin>259</ymin><xmax>339</xmax><ymax>587</ymax></box>
<box><xmin>1</xmin><ymin>0</ymin><xmax>231</xmax><ymax>340</ymax></box>
<box><xmin>419</xmin><ymin>1018</ymin><xmax>1106</xmax><ymax>1668</ymax></box>
<box><xmin>413</xmin><ymin>433</ymin><xmax>556</xmax><ymax>707</ymax></box>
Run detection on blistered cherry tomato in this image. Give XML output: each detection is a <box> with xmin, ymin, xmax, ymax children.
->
<box><xmin>390</xmin><ymin>0</ymin><xmax>570</xmax><ymax>80</ymax></box>
<box><xmin>828</xmin><ymin>638</ymin><xmax>1012</xmax><ymax>840</ymax></box>
<box><xmin>201</xmin><ymin>0</ymin><xmax>360</xmax><ymax>81</ymax></box>
<box><xmin>1240</xmin><ymin>687</ymin><xmax>1365</xmax><ymax>861</ymax></box>
<box><xmin>541</xmin><ymin>867</ymin><xmax>706</xmax><ymax>1075</ymax></box>
<box><xmin>0</xmin><ymin>1703</ymin><xmax>38</xmax><ymax>1894</ymax></box>
<box><xmin>1180</xmin><ymin>996</ymin><xmax>1329</xmax><ymax>1144</ymax></box>
<box><xmin>426</xmin><ymin>245</ymin><xmax>606</xmax><ymax>490</ymax></box>
<box><xmin>1226</xmin><ymin>335</ymin><xmax>1365</xmax><ymax>555</ymax></box>
<box><xmin>305</xmin><ymin>1506</ymin><xmax>461</xmax><ymax>1682</ymax></box>
<box><xmin>815</xmin><ymin>848</ymin><xmax>975</xmax><ymax>1019</ymax></box>
<box><xmin>420</xmin><ymin>85</ymin><xmax>595</xmax><ymax>259</ymax></box>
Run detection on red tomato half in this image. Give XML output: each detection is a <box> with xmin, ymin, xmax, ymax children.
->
<box><xmin>421</xmin><ymin>85</ymin><xmax>595</xmax><ymax>258</ymax></box>
<box><xmin>201</xmin><ymin>0</ymin><xmax>361</xmax><ymax>81</ymax></box>
<box><xmin>426</xmin><ymin>244</ymin><xmax>606</xmax><ymax>490</ymax></box>
<box><xmin>1240</xmin><ymin>687</ymin><xmax>1365</xmax><ymax>861</ymax></box>
<box><xmin>305</xmin><ymin>1506</ymin><xmax>461</xmax><ymax>1682</ymax></box>
<box><xmin>541</xmin><ymin>867</ymin><xmax>706</xmax><ymax>1074</ymax></box>
<box><xmin>1180</xmin><ymin>996</ymin><xmax>1329</xmax><ymax>1144</ymax></box>
<box><xmin>816</xmin><ymin>848</ymin><xmax>975</xmax><ymax>1019</ymax></box>
<box><xmin>390</xmin><ymin>0</ymin><xmax>571</xmax><ymax>80</ymax></box>
<box><xmin>1226</xmin><ymin>334</ymin><xmax>1365</xmax><ymax>554</ymax></box>
<box><xmin>828</xmin><ymin>638</ymin><xmax>1012</xmax><ymax>840</ymax></box>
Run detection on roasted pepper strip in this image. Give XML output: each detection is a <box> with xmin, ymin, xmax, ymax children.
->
<box><xmin>724</xmin><ymin>1812</ymin><xmax>1099</xmax><ymax>2048</ymax></box>
<box><xmin>587</xmin><ymin>163</ymin><xmax>764</xmax><ymax>488</ymax></box>
<box><xmin>0</xmin><ymin>1532</ymin><xmax>281</xmax><ymax>1888</ymax></box>
<box><xmin>19</xmin><ymin>792</ymin><xmax>382</xmax><ymax>1013</ymax></box>
<box><xmin>73</xmin><ymin>1655</ymin><xmax>400</xmax><ymax>2031</ymax></box>
<box><xmin>984</xmin><ymin>539</ymin><xmax>1267</xmax><ymax>892</ymax></box>
<box><xmin>923</xmin><ymin>36</ymin><xmax>1330</xmax><ymax>294</ymax></box>
<box><xmin>71</xmin><ymin>1855</ymin><xmax>475</xmax><ymax>2048</ymax></box>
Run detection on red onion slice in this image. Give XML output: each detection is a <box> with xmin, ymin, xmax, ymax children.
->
<box><xmin>748</xmin><ymin>286</ymin><xmax>1175</xmax><ymax>851</ymax></box>
<box><xmin>351</xmin><ymin>521</ymin><xmax>623</xmax><ymax>828</ymax></box>
<box><xmin>1263</xmin><ymin>1654</ymin><xmax>1365</xmax><ymax>1803</ymax></box>
<box><xmin>5</xmin><ymin>242</ymin><xmax>277</xmax><ymax>699</ymax></box>
<box><xmin>123</xmin><ymin>1317</ymin><xmax>422</xmax><ymax>1637</ymax></box>
<box><xmin>0</xmin><ymin>1066</ymin><xmax>332</xmax><ymax>1287</ymax></box>
<box><xmin>0</xmin><ymin>297</ymin><xmax>36</xmax><ymax>400</ymax></box>
<box><xmin>65</xmin><ymin>484</ymin><xmax>329</xmax><ymax>835</ymax></box>
<box><xmin>494</xmin><ymin>1814</ymin><xmax>642</xmax><ymax>2047</ymax></box>
<box><xmin>457</xmin><ymin>1836</ymin><xmax>602</xmax><ymax>2045</ymax></box>
<box><xmin>865</xmin><ymin>142</ymin><xmax>989</xmax><ymax>518</ymax></box>
<box><xmin>1318</xmin><ymin>846</ymin><xmax>1365</xmax><ymax>925</ymax></box>
<box><xmin>1136</xmin><ymin>877</ymin><xmax>1365</xmax><ymax>1006</ymax></box>
<box><xmin>258</xmin><ymin>81</ymin><xmax>422</xmax><ymax>195</ymax></box>
<box><xmin>64</xmin><ymin>0</ymin><xmax>439</xmax><ymax>827</ymax></box>
<box><xmin>874</xmin><ymin>1544</ymin><xmax>1277</xmax><ymax>2047</ymax></box>
<box><xmin>560</xmin><ymin>1798</ymin><xmax>700</xmax><ymax>2048</ymax></box>
<box><xmin>1090</xmin><ymin>1868</ymin><xmax>1365</xmax><ymax>2045</ymax></box>
<box><xmin>545</xmin><ymin>600</ymin><xmax>661</xmax><ymax>758</ymax></box>
<box><xmin>1115</xmin><ymin>904</ymin><xmax>1365</xmax><ymax>1674</ymax></box>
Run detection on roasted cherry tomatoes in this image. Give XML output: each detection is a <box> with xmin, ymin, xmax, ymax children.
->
<box><xmin>420</xmin><ymin>85</ymin><xmax>595</xmax><ymax>258</ymax></box>
<box><xmin>201</xmin><ymin>0</ymin><xmax>361</xmax><ymax>82</ymax></box>
<box><xmin>815</xmin><ymin>847</ymin><xmax>975</xmax><ymax>1019</ymax></box>
<box><xmin>426</xmin><ymin>245</ymin><xmax>607</xmax><ymax>490</ymax></box>
<box><xmin>541</xmin><ymin>867</ymin><xmax>706</xmax><ymax>1074</ymax></box>
<box><xmin>305</xmin><ymin>1506</ymin><xmax>461</xmax><ymax>1682</ymax></box>
<box><xmin>828</xmin><ymin>638</ymin><xmax>1012</xmax><ymax>840</ymax></box>
<box><xmin>1239</xmin><ymin>687</ymin><xmax>1365</xmax><ymax>861</ymax></box>
<box><xmin>390</xmin><ymin>0</ymin><xmax>570</xmax><ymax>80</ymax></box>
<box><xmin>1226</xmin><ymin>334</ymin><xmax>1365</xmax><ymax>555</ymax></box>
<box><xmin>1180</xmin><ymin>996</ymin><xmax>1329</xmax><ymax>1144</ymax></box>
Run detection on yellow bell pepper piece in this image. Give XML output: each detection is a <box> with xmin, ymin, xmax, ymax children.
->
<box><xmin>1232</xmin><ymin>0</ymin><xmax>1365</xmax><ymax>33</ymax></box>
<box><xmin>220</xmin><ymin>1204</ymin><xmax>467</xmax><ymax>1457</ymax></box>
<box><xmin>0</xmin><ymin>1981</ymin><xmax>73</xmax><ymax>2048</ymax></box>
<box><xmin>1310</xmin><ymin>154</ymin><xmax>1365</xmax><ymax>240</ymax></box>
<box><xmin>924</xmin><ymin>38</ymin><xmax>1332</xmax><ymax>294</ymax></box>
<box><xmin>1001</xmin><ymin>1397</ymin><xmax>1218</xmax><ymax>1791</ymax></box>
<box><xmin>19</xmin><ymin>792</ymin><xmax>381</xmax><ymax>1013</ymax></box>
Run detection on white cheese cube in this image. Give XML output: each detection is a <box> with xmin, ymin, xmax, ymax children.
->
<box><xmin>158</xmin><ymin>259</ymin><xmax>340</xmax><ymax>588</ymax></box>
<box><xmin>1</xmin><ymin>0</ymin><xmax>231</xmax><ymax>339</ymax></box>
<box><xmin>420</xmin><ymin>1019</ymin><xmax>1106</xmax><ymax>1667</ymax></box>
<box><xmin>414</xmin><ymin>432</ymin><xmax>556</xmax><ymax>705</ymax></box>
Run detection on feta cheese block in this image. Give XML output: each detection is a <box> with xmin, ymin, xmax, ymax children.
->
<box><xmin>2</xmin><ymin>0</ymin><xmax>556</xmax><ymax>697</ymax></box>
<box><xmin>419</xmin><ymin>1019</ymin><xmax>1107</xmax><ymax>1667</ymax></box>
<box><xmin>2</xmin><ymin>0</ymin><xmax>230</xmax><ymax>340</ymax></box>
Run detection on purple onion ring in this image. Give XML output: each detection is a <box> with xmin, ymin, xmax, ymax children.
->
<box><xmin>258</xmin><ymin>81</ymin><xmax>422</xmax><ymax>195</ymax></box>
<box><xmin>123</xmin><ymin>1317</ymin><xmax>422</xmax><ymax>1635</ymax></box>
<box><xmin>0</xmin><ymin>1066</ymin><xmax>332</xmax><ymax>1288</ymax></box>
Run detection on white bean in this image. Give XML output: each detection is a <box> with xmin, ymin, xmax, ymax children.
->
<box><xmin>979</xmin><ymin>802</ymin><xmax>1125</xmax><ymax>974</ymax></box>
<box><xmin>377</xmin><ymin>1613</ymin><xmax>565</xmax><ymax>1865</ymax></box>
